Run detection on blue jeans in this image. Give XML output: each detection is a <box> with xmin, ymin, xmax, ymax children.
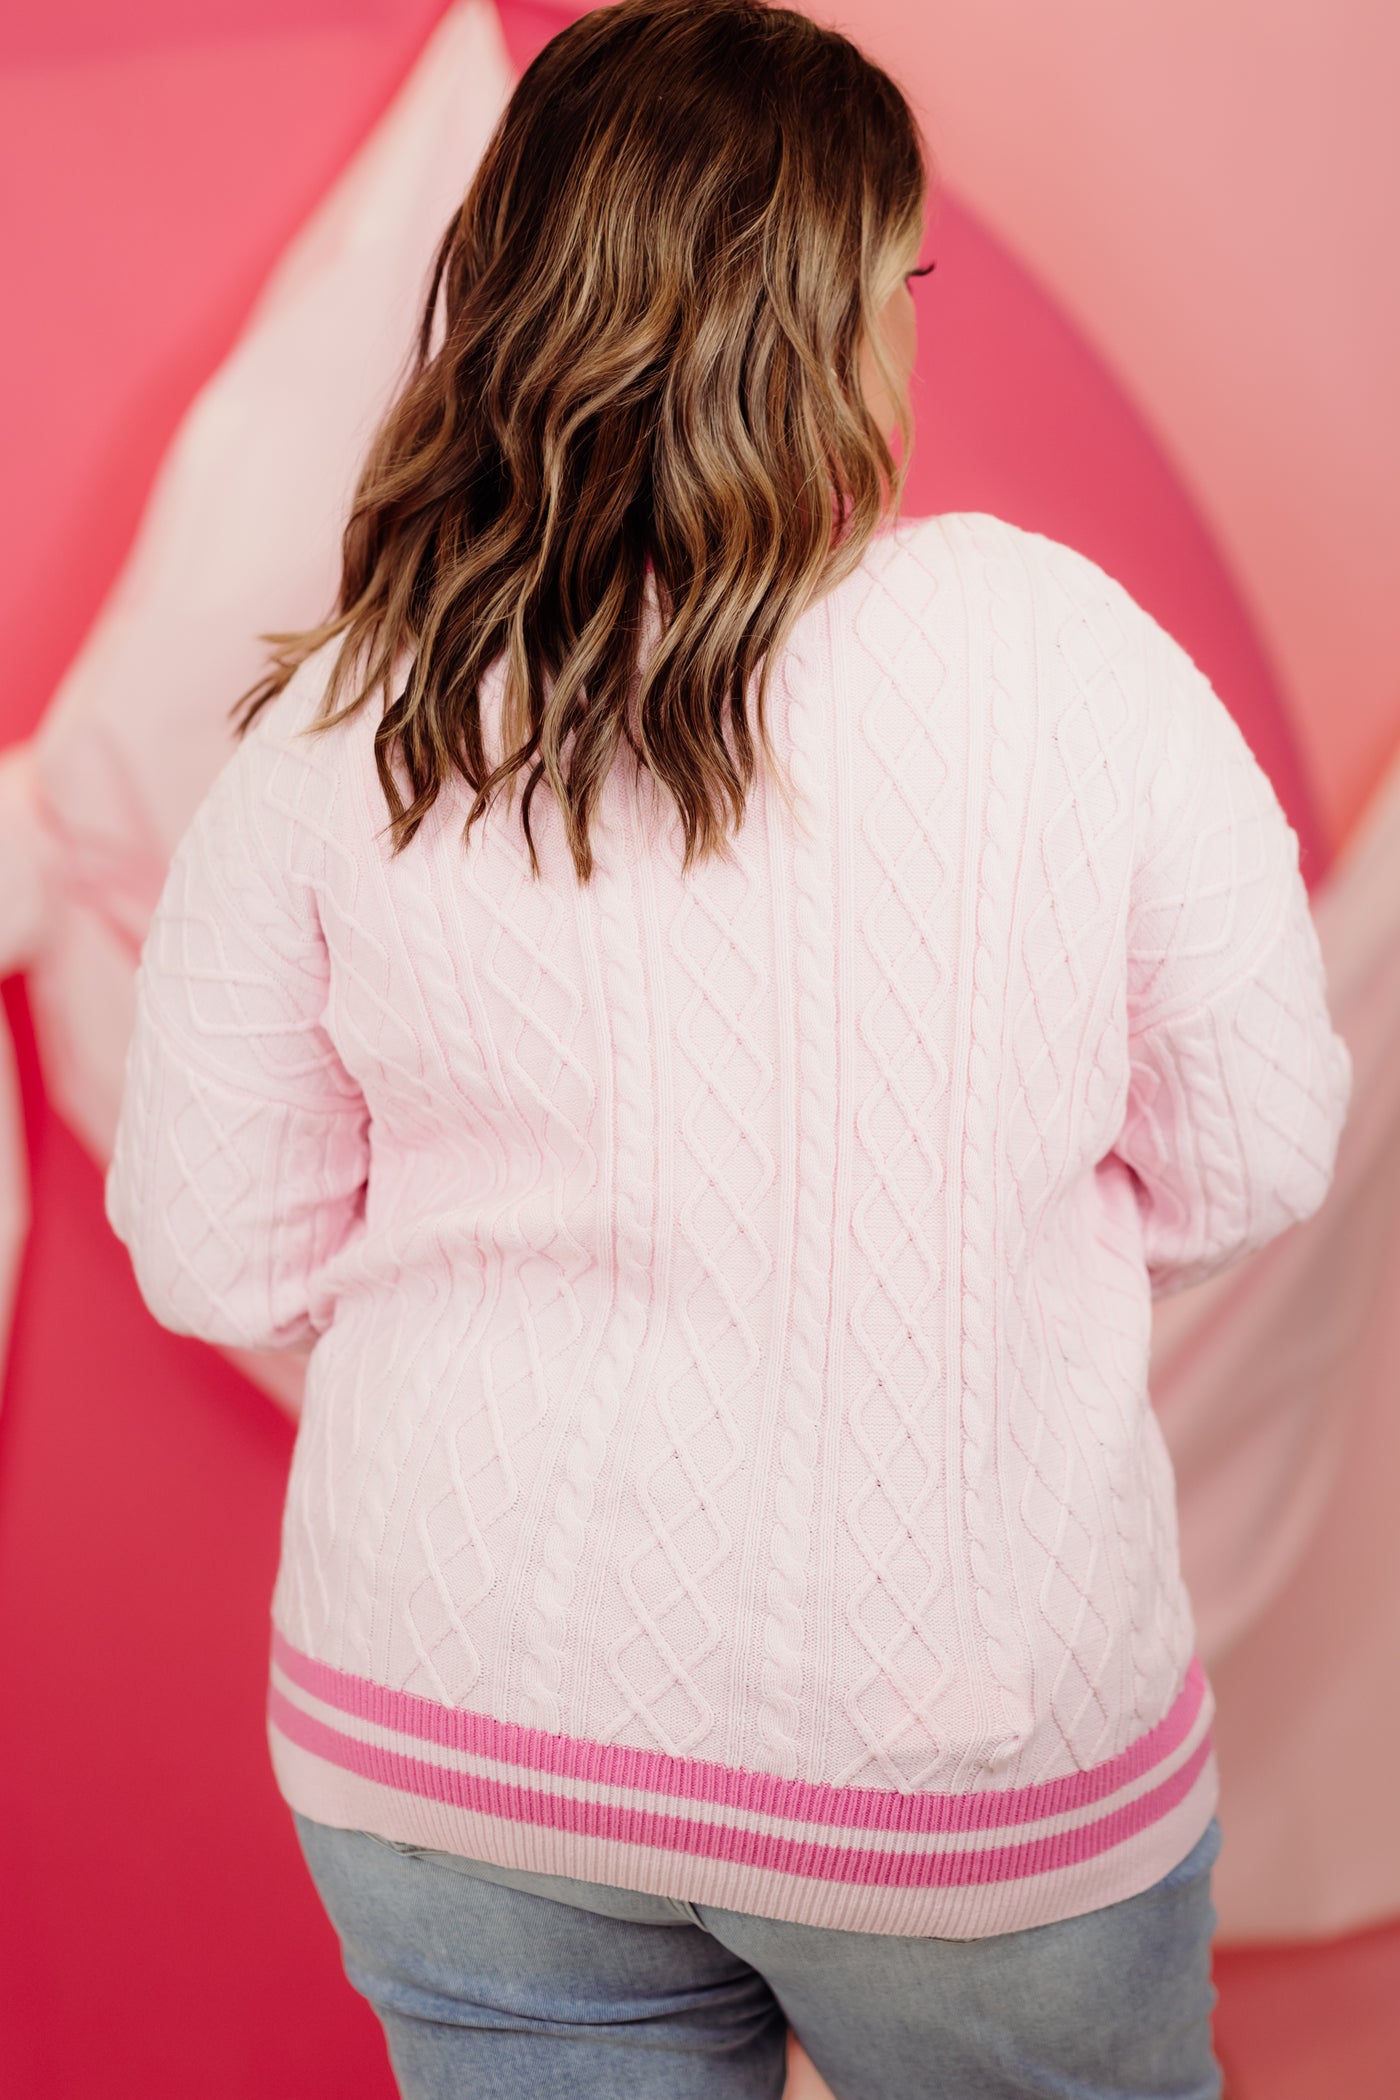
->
<box><xmin>292</xmin><ymin>1809</ymin><xmax>1224</xmax><ymax>2099</ymax></box>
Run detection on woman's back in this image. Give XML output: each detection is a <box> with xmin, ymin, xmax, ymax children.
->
<box><xmin>107</xmin><ymin>504</ymin><xmax>1350</xmax><ymax>1936</ymax></box>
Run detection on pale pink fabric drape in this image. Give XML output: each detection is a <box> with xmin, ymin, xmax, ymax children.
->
<box><xmin>0</xmin><ymin>0</ymin><xmax>514</xmax><ymax>1412</ymax></box>
<box><xmin>0</xmin><ymin>0</ymin><xmax>1391</xmax><ymax>1955</ymax></box>
<box><xmin>0</xmin><ymin>747</ymin><xmax>49</xmax><ymax>1361</ymax></box>
<box><xmin>1150</xmin><ymin>756</ymin><xmax>1400</xmax><ymax>1936</ymax></box>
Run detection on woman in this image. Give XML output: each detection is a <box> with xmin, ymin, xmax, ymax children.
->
<box><xmin>105</xmin><ymin>1</ymin><xmax>1352</xmax><ymax>2094</ymax></box>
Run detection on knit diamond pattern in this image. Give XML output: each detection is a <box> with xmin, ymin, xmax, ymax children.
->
<box><xmin>108</xmin><ymin>512</ymin><xmax>1353</xmax><ymax>1799</ymax></box>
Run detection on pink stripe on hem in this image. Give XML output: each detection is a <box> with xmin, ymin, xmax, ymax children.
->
<box><xmin>267</xmin><ymin>1684</ymin><xmax>1213</xmax><ymax>1890</ymax></box>
<box><xmin>270</xmin><ymin>1629</ymin><xmax>1206</xmax><ymax>1837</ymax></box>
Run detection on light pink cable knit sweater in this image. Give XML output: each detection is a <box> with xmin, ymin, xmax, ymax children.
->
<box><xmin>106</xmin><ymin>511</ymin><xmax>1352</xmax><ymax>1937</ymax></box>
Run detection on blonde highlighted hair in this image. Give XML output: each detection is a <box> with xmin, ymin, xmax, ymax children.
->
<box><xmin>236</xmin><ymin>0</ymin><xmax>928</xmax><ymax>880</ymax></box>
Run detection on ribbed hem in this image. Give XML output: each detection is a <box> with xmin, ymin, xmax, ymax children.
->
<box><xmin>267</xmin><ymin>1629</ymin><xmax>1218</xmax><ymax>1939</ymax></box>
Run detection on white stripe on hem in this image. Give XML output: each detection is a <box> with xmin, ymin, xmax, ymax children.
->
<box><xmin>269</xmin><ymin>1657</ymin><xmax>1214</xmax><ymax>1858</ymax></box>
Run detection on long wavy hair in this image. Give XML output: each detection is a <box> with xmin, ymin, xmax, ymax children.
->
<box><xmin>234</xmin><ymin>0</ymin><xmax>929</xmax><ymax>881</ymax></box>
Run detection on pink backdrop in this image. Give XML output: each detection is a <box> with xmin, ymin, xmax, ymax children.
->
<box><xmin>1</xmin><ymin>4</ymin><xmax>1396</xmax><ymax>2096</ymax></box>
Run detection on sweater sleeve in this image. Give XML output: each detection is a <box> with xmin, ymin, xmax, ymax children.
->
<box><xmin>105</xmin><ymin>677</ymin><xmax>369</xmax><ymax>1350</ymax></box>
<box><xmin>1112</xmin><ymin>605</ymin><xmax>1353</xmax><ymax>1300</ymax></box>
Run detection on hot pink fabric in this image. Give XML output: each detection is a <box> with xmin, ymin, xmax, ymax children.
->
<box><xmin>105</xmin><ymin>511</ymin><xmax>1350</xmax><ymax>1935</ymax></box>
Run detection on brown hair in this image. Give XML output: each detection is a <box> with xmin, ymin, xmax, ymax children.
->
<box><xmin>235</xmin><ymin>0</ymin><xmax>928</xmax><ymax>880</ymax></box>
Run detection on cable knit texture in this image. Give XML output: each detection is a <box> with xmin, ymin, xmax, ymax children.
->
<box><xmin>107</xmin><ymin>512</ymin><xmax>1352</xmax><ymax>1935</ymax></box>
